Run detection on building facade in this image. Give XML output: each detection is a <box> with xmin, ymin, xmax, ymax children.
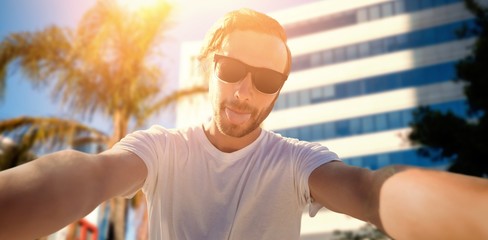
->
<box><xmin>267</xmin><ymin>0</ymin><xmax>477</xmax><ymax>170</ymax></box>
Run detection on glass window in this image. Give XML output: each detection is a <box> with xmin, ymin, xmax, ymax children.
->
<box><xmin>358</xmin><ymin>80</ymin><xmax>366</xmax><ymax>94</ymax></box>
<box><xmin>394</xmin><ymin>0</ymin><xmax>405</xmax><ymax>14</ymax></box>
<box><xmin>346</xmin><ymin>81</ymin><xmax>361</xmax><ymax>97</ymax></box>
<box><xmin>282</xmin><ymin>95</ymin><xmax>290</xmax><ymax>109</ymax></box>
<box><xmin>324</xmin><ymin>123</ymin><xmax>336</xmax><ymax>139</ymax></box>
<box><xmin>455</xmin><ymin>102</ymin><xmax>466</xmax><ymax>117</ymax></box>
<box><xmin>298</xmin><ymin>91</ymin><xmax>309</xmax><ymax>106</ymax></box>
<box><xmin>368</xmin><ymin>5</ymin><xmax>380</xmax><ymax>20</ymax></box>
<box><xmin>293</xmin><ymin>21</ymin><xmax>472</xmax><ymax>70</ymax></box>
<box><xmin>388</xmin><ymin>73</ymin><xmax>403</xmax><ymax>90</ymax></box>
<box><xmin>393</xmin><ymin>151</ymin><xmax>406</xmax><ymax>164</ymax></box>
<box><xmin>333</xmin><ymin>47</ymin><xmax>345</xmax><ymax>63</ymax></box>
<box><xmin>357</xmin><ymin>8</ymin><xmax>368</xmax><ymax>22</ymax></box>
<box><xmin>433</xmin><ymin>102</ymin><xmax>448</xmax><ymax>112</ymax></box>
<box><xmin>280</xmin><ymin>59</ymin><xmax>459</xmax><ymax>111</ymax></box>
<box><xmin>282</xmin><ymin>0</ymin><xmax>461</xmax><ymax>39</ymax></box>
<box><xmin>272</xmin><ymin>102</ymin><xmax>467</xmax><ymax>142</ymax></box>
<box><xmin>288</xmin><ymin>128</ymin><xmax>299</xmax><ymax>139</ymax></box>
<box><xmin>300</xmin><ymin>126</ymin><xmax>312</xmax><ymax>140</ymax></box>
<box><xmin>388</xmin><ymin>111</ymin><xmax>402</xmax><ymax>129</ymax></box>
<box><xmin>419</xmin><ymin>66</ymin><xmax>429</xmax><ymax>84</ymax></box>
<box><xmin>405</xmin><ymin>0</ymin><xmax>420</xmax><ymax>11</ymax></box>
<box><xmin>336</xmin><ymin>84</ymin><xmax>346</xmax><ymax>98</ymax></box>
<box><xmin>380</xmin><ymin>38</ymin><xmax>389</xmax><ymax>53</ymax></box>
<box><xmin>341</xmin><ymin>10</ymin><xmax>357</xmax><ymax>26</ymax></box>
<box><xmin>444</xmin><ymin>63</ymin><xmax>456</xmax><ymax>80</ymax></box>
<box><xmin>432</xmin><ymin>0</ymin><xmax>446</xmax><ymax>7</ymax></box>
<box><xmin>409</xmin><ymin>31</ymin><xmax>422</xmax><ymax>48</ymax></box>
<box><xmin>410</xmin><ymin>67</ymin><xmax>423</xmax><ymax>85</ymax></box>
<box><xmin>363</xmin><ymin>155</ymin><xmax>378</xmax><ymax>169</ymax></box>
<box><xmin>311</xmin><ymin>124</ymin><xmax>323</xmax><ymax>141</ymax></box>
<box><xmin>377</xmin><ymin>154</ymin><xmax>390</xmax><ymax>167</ymax></box>
<box><xmin>381</xmin><ymin>2</ymin><xmax>394</xmax><ymax>17</ymax></box>
<box><xmin>310</xmin><ymin>52</ymin><xmax>321</xmax><ymax>67</ymax></box>
<box><xmin>345</xmin><ymin>157</ymin><xmax>363</xmax><ymax>167</ymax></box>
<box><xmin>292</xmin><ymin>57</ymin><xmax>306</xmax><ymax>71</ymax></box>
<box><xmin>420</xmin><ymin>0</ymin><xmax>434</xmax><ymax>8</ymax></box>
<box><xmin>395</xmin><ymin>34</ymin><xmax>408</xmax><ymax>49</ymax></box>
<box><xmin>375</xmin><ymin>114</ymin><xmax>388</xmax><ymax>131</ymax></box>
<box><xmin>276</xmin><ymin>130</ymin><xmax>285</xmax><ymax>137</ymax></box>
<box><xmin>323</xmin><ymin>85</ymin><xmax>335</xmax><ymax>99</ymax></box>
<box><xmin>375</xmin><ymin>76</ymin><xmax>389</xmax><ymax>92</ymax></box>
<box><xmin>275</xmin><ymin>96</ymin><xmax>285</xmax><ymax>110</ymax></box>
<box><xmin>424</xmin><ymin>28</ymin><xmax>437</xmax><ymax>45</ymax></box>
<box><xmin>358</xmin><ymin>42</ymin><xmax>370</xmax><ymax>57</ymax></box>
<box><xmin>342</xmin><ymin>147</ymin><xmax>458</xmax><ymax>169</ymax></box>
<box><xmin>384</xmin><ymin>36</ymin><xmax>397</xmax><ymax>51</ymax></box>
<box><xmin>345</xmin><ymin>45</ymin><xmax>358</xmax><ymax>60</ymax></box>
<box><xmin>322</xmin><ymin>50</ymin><xmax>333</xmax><ymax>65</ymax></box>
<box><xmin>287</xmin><ymin>92</ymin><xmax>298</xmax><ymax>108</ymax></box>
<box><xmin>364</xmin><ymin>78</ymin><xmax>376</xmax><ymax>94</ymax></box>
<box><xmin>369</xmin><ymin>40</ymin><xmax>384</xmax><ymax>55</ymax></box>
<box><xmin>455</xmin><ymin>102</ymin><xmax>467</xmax><ymax>117</ymax></box>
<box><xmin>336</xmin><ymin>121</ymin><xmax>349</xmax><ymax>137</ymax></box>
<box><xmin>362</xmin><ymin>116</ymin><xmax>375</xmax><ymax>132</ymax></box>
<box><xmin>389</xmin><ymin>73</ymin><xmax>402</xmax><ymax>89</ymax></box>
<box><xmin>438</xmin><ymin>0</ymin><xmax>450</xmax><ymax>4</ymax></box>
<box><xmin>443</xmin><ymin>23</ymin><xmax>457</xmax><ymax>40</ymax></box>
<box><xmin>350</xmin><ymin>118</ymin><xmax>361</xmax><ymax>134</ymax></box>
<box><xmin>402</xmin><ymin>110</ymin><xmax>414</xmax><ymax>126</ymax></box>
<box><xmin>311</xmin><ymin>87</ymin><xmax>322</xmax><ymax>102</ymax></box>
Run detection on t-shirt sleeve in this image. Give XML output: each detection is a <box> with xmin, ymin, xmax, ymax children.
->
<box><xmin>294</xmin><ymin>141</ymin><xmax>340</xmax><ymax>217</ymax></box>
<box><xmin>112</xmin><ymin>125</ymin><xmax>167</xmax><ymax>199</ymax></box>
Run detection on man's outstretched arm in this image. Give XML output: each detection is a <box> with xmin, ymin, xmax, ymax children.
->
<box><xmin>309</xmin><ymin>161</ymin><xmax>488</xmax><ymax>239</ymax></box>
<box><xmin>0</xmin><ymin>149</ymin><xmax>147</xmax><ymax>240</ymax></box>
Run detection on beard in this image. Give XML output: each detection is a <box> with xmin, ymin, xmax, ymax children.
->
<box><xmin>214</xmin><ymin>99</ymin><xmax>275</xmax><ymax>138</ymax></box>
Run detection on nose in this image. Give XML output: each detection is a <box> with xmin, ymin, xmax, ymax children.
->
<box><xmin>235</xmin><ymin>72</ymin><xmax>253</xmax><ymax>100</ymax></box>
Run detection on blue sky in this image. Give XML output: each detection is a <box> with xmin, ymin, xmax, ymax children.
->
<box><xmin>0</xmin><ymin>0</ymin><xmax>105</xmax><ymax>130</ymax></box>
<box><xmin>0</xmin><ymin>0</ymin><xmax>315</xmax><ymax>136</ymax></box>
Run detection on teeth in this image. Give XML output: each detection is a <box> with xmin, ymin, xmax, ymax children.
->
<box><xmin>225</xmin><ymin>108</ymin><xmax>251</xmax><ymax>125</ymax></box>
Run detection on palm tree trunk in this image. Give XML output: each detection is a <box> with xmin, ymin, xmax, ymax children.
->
<box><xmin>109</xmin><ymin>109</ymin><xmax>129</xmax><ymax>240</ymax></box>
<box><xmin>136</xmin><ymin>196</ymin><xmax>149</xmax><ymax>240</ymax></box>
<box><xmin>110</xmin><ymin>109</ymin><xmax>129</xmax><ymax>147</ymax></box>
<box><xmin>111</xmin><ymin>197</ymin><xmax>127</xmax><ymax>240</ymax></box>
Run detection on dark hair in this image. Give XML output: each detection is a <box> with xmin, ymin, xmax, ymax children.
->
<box><xmin>198</xmin><ymin>8</ymin><xmax>292</xmax><ymax>77</ymax></box>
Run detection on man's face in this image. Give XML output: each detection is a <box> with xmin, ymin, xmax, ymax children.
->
<box><xmin>209</xmin><ymin>30</ymin><xmax>288</xmax><ymax>138</ymax></box>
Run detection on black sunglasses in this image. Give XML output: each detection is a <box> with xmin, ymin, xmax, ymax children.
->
<box><xmin>213</xmin><ymin>54</ymin><xmax>288</xmax><ymax>94</ymax></box>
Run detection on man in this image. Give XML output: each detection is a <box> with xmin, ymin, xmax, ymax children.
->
<box><xmin>0</xmin><ymin>8</ymin><xmax>487</xmax><ymax>240</ymax></box>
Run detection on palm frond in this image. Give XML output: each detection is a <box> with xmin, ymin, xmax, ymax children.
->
<box><xmin>0</xmin><ymin>135</ymin><xmax>37</xmax><ymax>170</ymax></box>
<box><xmin>137</xmin><ymin>86</ymin><xmax>208</xmax><ymax>126</ymax></box>
<box><xmin>0</xmin><ymin>116</ymin><xmax>109</xmax><ymax>152</ymax></box>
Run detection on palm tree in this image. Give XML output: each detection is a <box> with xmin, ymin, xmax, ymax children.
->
<box><xmin>0</xmin><ymin>117</ymin><xmax>108</xmax><ymax>173</ymax></box>
<box><xmin>0</xmin><ymin>133</ymin><xmax>37</xmax><ymax>171</ymax></box>
<box><xmin>0</xmin><ymin>0</ymin><xmax>208</xmax><ymax>239</ymax></box>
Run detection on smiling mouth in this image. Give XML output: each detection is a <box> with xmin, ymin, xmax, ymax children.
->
<box><xmin>225</xmin><ymin>107</ymin><xmax>251</xmax><ymax>125</ymax></box>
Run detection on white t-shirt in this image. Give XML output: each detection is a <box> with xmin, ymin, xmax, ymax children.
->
<box><xmin>113</xmin><ymin>125</ymin><xmax>339</xmax><ymax>239</ymax></box>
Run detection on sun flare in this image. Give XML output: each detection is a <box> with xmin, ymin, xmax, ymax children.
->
<box><xmin>117</xmin><ymin>0</ymin><xmax>166</xmax><ymax>11</ymax></box>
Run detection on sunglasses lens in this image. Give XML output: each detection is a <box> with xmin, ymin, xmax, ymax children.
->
<box><xmin>215</xmin><ymin>58</ymin><xmax>246</xmax><ymax>83</ymax></box>
<box><xmin>214</xmin><ymin>54</ymin><xmax>285</xmax><ymax>94</ymax></box>
<box><xmin>253</xmin><ymin>70</ymin><xmax>284</xmax><ymax>94</ymax></box>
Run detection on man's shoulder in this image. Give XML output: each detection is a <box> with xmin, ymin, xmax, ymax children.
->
<box><xmin>263</xmin><ymin>129</ymin><xmax>307</xmax><ymax>145</ymax></box>
<box><xmin>263</xmin><ymin>129</ymin><xmax>333</xmax><ymax>152</ymax></box>
<box><xmin>142</xmin><ymin>124</ymin><xmax>200</xmax><ymax>136</ymax></box>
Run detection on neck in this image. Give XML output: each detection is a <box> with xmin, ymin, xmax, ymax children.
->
<box><xmin>203</xmin><ymin>120</ymin><xmax>262</xmax><ymax>153</ymax></box>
